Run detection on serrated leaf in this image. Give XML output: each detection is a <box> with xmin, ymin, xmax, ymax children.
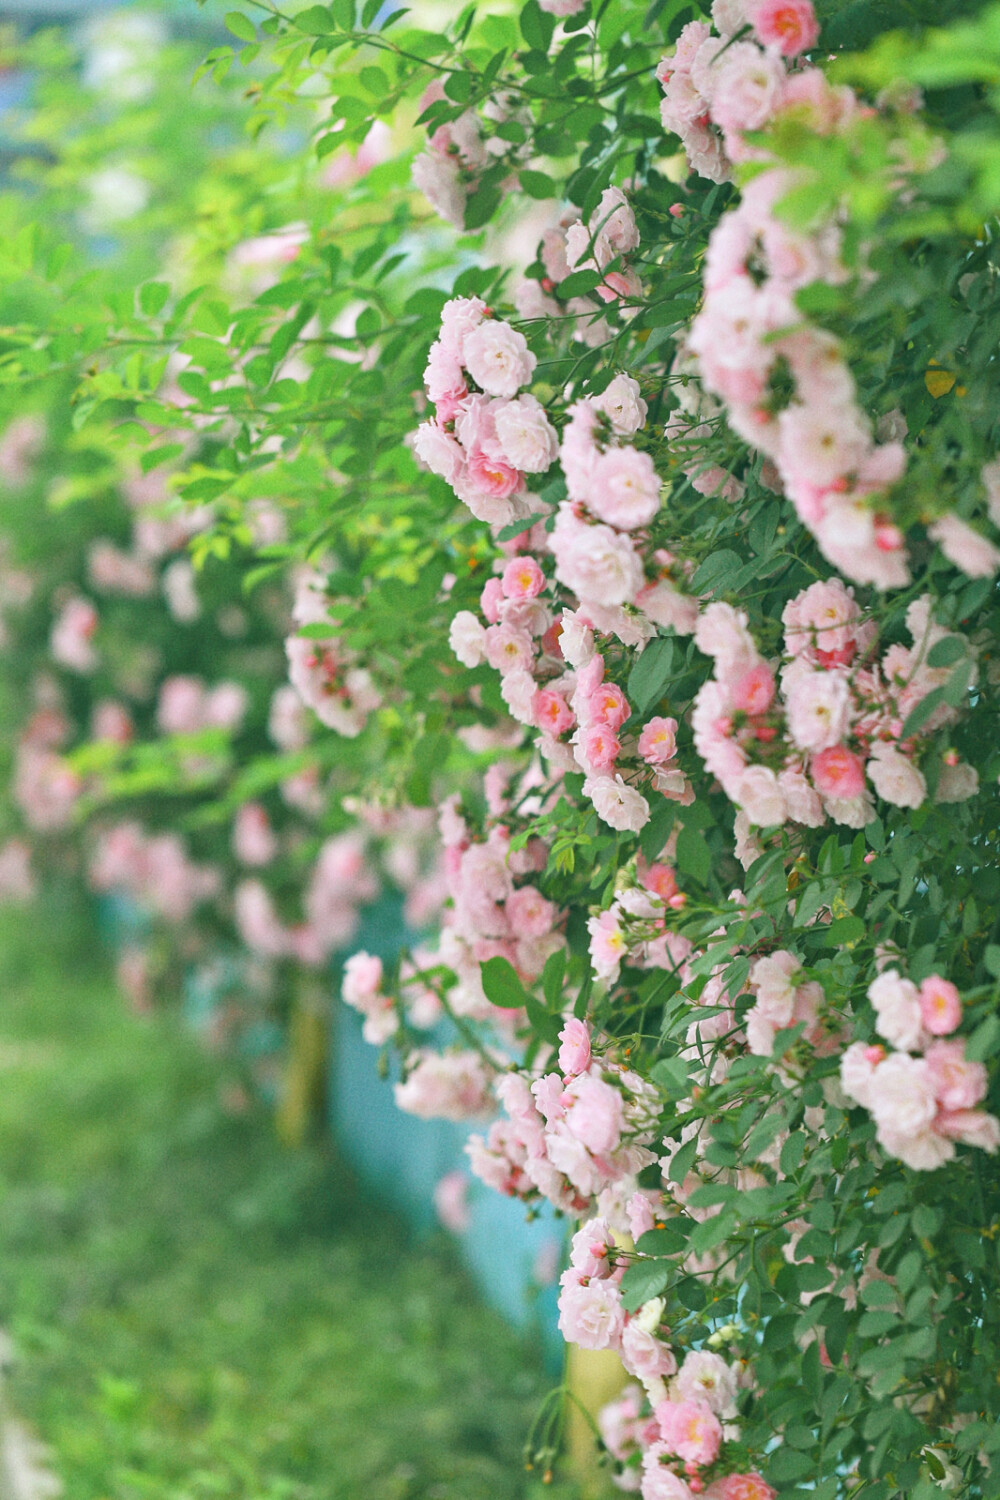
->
<box><xmin>619</xmin><ymin>1258</ymin><xmax>670</xmax><ymax>1313</ymax></box>
<box><xmin>691</xmin><ymin>549</ymin><xmax>742</xmax><ymax>597</ymax></box>
<box><xmin>224</xmin><ymin>10</ymin><xmax>256</xmax><ymax>40</ymax></box>
<box><xmin>480</xmin><ymin>955</ymin><xmax>529</xmax><ymax>1009</ymax></box>
<box><xmin>627</xmin><ymin>637</ymin><xmax>674</xmax><ymax>716</ymax></box>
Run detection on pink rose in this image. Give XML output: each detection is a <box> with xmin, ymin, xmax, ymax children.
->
<box><xmin>533</xmin><ymin>689</ymin><xmax>575</xmax><ymax>735</ymax></box>
<box><xmin>559</xmin><ymin>1018</ymin><xmax>592</xmax><ymax>1077</ymax></box>
<box><xmin>501</xmin><ymin>555</ymin><xmax>545</xmax><ymax>599</ymax></box>
<box><xmin>655</xmin><ymin>1399</ymin><xmax>723</xmax><ymax>1465</ymax></box>
<box><xmin>811</xmin><ymin>744</ymin><xmax>865</xmax><ymax>800</ymax></box>
<box><xmin>750</xmin><ymin>0</ymin><xmax>819</xmax><ymax>55</ymax></box>
<box><xmin>639</xmin><ymin>716</ymin><xmax>678</xmax><ymax>764</ymax></box>
<box><xmin>925</xmin><ymin>1040</ymin><xmax>987</xmax><ymax>1112</ymax></box>
<box><xmin>730</xmin><ymin>663</ymin><xmax>775</xmax><ymax>715</ymax></box>
<box><xmin>565</xmin><ymin>1073</ymin><xmax>625</xmax><ymax>1154</ymax></box>
<box><xmin>919</xmin><ymin>975</ymin><xmax>962</xmax><ymax>1036</ymax></box>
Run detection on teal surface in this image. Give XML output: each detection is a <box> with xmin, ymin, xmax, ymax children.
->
<box><xmin>329</xmin><ymin>897</ymin><xmax>566</xmax><ymax>1373</ymax></box>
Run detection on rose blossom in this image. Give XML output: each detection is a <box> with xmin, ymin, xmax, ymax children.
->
<box><xmin>730</xmin><ymin>663</ymin><xmax>775</xmax><ymax>715</ymax></box>
<box><xmin>750</xmin><ymin>0</ymin><xmax>819</xmax><ymax>55</ymax></box>
<box><xmin>868</xmin><ymin>969</ymin><xmax>923</xmax><ymax>1052</ymax></box>
<box><xmin>656</xmin><ymin>1399</ymin><xmax>722</xmax><ymax>1465</ymax></box>
<box><xmin>493</xmin><ymin>394</ymin><xmax>558</xmax><ymax>472</ymax></box>
<box><xmin>925</xmin><ymin>1041</ymin><xmax>987</xmax><ymax>1112</ymax></box>
<box><xmin>866</xmin><ymin>742</ymin><xmax>927</xmax><ymax>810</ymax></box>
<box><xmin>600</xmin><ymin>374</ymin><xmax>648</xmax><ymax>435</ymax></box>
<box><xmin>501</xmin><ymin>555</ymin><xmax>545</xmax><ymax>600</ymax></box>
<box><xmin>867</xmin><ymin>1052</ymin><xmax>938</xmax><ymax>1136</ymax></box>
<box><xmin>785</xmin><ymin>669</ymin><xmax>851</xmax><ymax>751</ymax></box>
<box><xmin>559</xmin><ymin>1018</ymin><xmax>592</xmax><ymax>1077</ymax></box>
<box><xmin>449</xmin><ymin>610</ymin><xmax>487</xmax><ymax>668</ymax></box>
<box><xmin>919</xmin><ymin>975</ymin><xmax>962</xmax><ymax>1035</ymax></box>
<box><xmin>533</xmin><ymin>689</ymin><xmax>575</xmax><ymax>735</ymax></box>
<box><xmin>558</xmin><ymin>1273</ymin><xmax>625</xmax><ymax>1350</ymax></box>
<box><xmin>811</xmin><ymin>744</ymin><xmax>865</xmax><ymax>800</ymax></box>
<box><xmin>506</xmin><ymin>884</ymin><xmax>557</xmax><ymax>938</ymax></box>
<box><xmin>639</xmin><ymin>716</ymin><xmax>678</xmax><ymax>764</ymax></box>
<box><xmin>674</xmin><ymin>1350</ymin><xmax>738</xmax><ymax>1415</ymax></box>
<box><xmin>735</xmin><ymin>765</ymin><xmax>786</xmax><ymax>826</ymax></box>
<box><xmin>564</xmin><ymin>1073</ymin><xmax>625</xmax><ymax>1153</ymax></box>
<box><xmin>589</xmin><ymin>447</ymin><xmax>661</xmax><ymax>530</ymax></box>
<box><xmin>703</xmin><ymin>1476</ymin><xmax>777</xmax><ymax>1500</ymax></box>
<box><xmin>586</xmin><ymin>775</ymin><xmax>650</xmax><ymax>832</ymax></box>
<box><xmin>462</xmin><ymin>320</ymin><xmax>536</xmax><ymax>397</ymax></box>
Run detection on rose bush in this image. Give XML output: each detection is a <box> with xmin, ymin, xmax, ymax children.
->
<box><xmin>3</xmin><ymin>0</ymin><xmax>1000</xmax><ymax>1495</ymax></box>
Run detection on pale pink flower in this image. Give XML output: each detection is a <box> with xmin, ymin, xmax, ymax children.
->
<box><xmin>449</xmin><ymin>610</ymin><xmax>487</xmax><ymax>668</ymax></box>
<box><xmin>233</xmin><ymin>803</ymin><xmax>277</xmax><ymax>867</ymax></box>
<box><xmin>867</xmin><ymin>742</ymin><xmax>926</xmax><ymax>810</ymax></box>
<box><xmin>433</xmin><ymin>1170</ymin><xmax>470</xmax><ymax>1233</ymax></box>
<box><xmin>656</xmin><ymin>1399</ymin><xmax>722</xmax><ymax>1465</ymax></box>
<box><xmin>777</xmin><ymin>766</ymin><xmax>825</xmax><ymax>825</ymax></box>
<box><xmin>642</xmin><ymin>1451</ymin><xmax>694</xmax><ymax>1500</ymax></box>
<box><xmin>735</xmin><ymin>765</ymin><xmax>786</xmax><ymax>826</ymax></box>
<box><xmin>586</xmin><ymin>774</ymin><xmax>650</xmax><ymax>831</ymax></box>
<box><xmin>558</xmin><ymin>1272</ymin><xmax>625</xmax><ymax>1350</ymax></box>
<box><xmin>936</xmin><ymin>1109</ymin><xmax>1000</xmax><ymax>1152</ymax></box>
<box><xmin>342</xmin><ymin>951</ymin><xmax>383</xmax><ymax>1006</ymax></box>
<box><xmin>394</xmin><ymin>1049</ymin><xmax>493</xmax><ymax>1121</ymax></box>
<box><xmin>711</xmin><ymin>43</ymin><xmax>785</xmax><ymax>132</ymax></box>
<box><xmin>463</xmin><ymin>320</ymin><xmax>536</xmax><ymax>397</ymax></box>
<box><xmin>674</xmin><ymin>1350</ymin><xmax>738</xmax><ymax>1415</ymax></box>
<box><xmin>639</xmin><ymin>716</ymin><xmax>678</xmax><ymax>764</ymax></box>
<box><xmin>501</xmin><ymin>555</ymin><xmax>545</xmax><ymax>599</ymax></box>
<box><xmin>551</xmin><ymin>505</ymin><xmax>645</xmax><ymax>607</ymax></box>
<box><xmin>730</xmin><ymin>663</ymin><xmax>775</xmax><ymax>715</ymax></box>
<box><xmin>464</xmin><ymin>448</ymin><xmax>524</xmax><ymax>501</ymax></box>
<box><xmin>811</xmin><ymin>744</ymin><xmax>865</xmax><ymax>800</ymax></box>
<box><xmin>621</xmin><ymin>1323</ymin><xmax>677</xmax><ymax>1381</ymax></box>
<box><xmin>589</xmin><ymin>447</ymin><xmax>661</xmax><ymax>531</ymax></box>
<box><xmin>588</xmin><ymin>905</ymin><xmax>627</xmax><ymax>983</ymax></box>
<box><xmin>559</xmin><ymin>1018</ymin><xmax>592</xmax><ymax>1077</ymax></box>
<box><xmin>919</xmin><ymin>975</ymin><xmax>962</xmax><ymax>1036</ymax></box>
<box><xmin>564</xmin><ymin>1073</ymin><xmax>625</xmax><ymax>1154</ymax></box>
<box><xmin>928</xmin><ymin>514</ymin><xmax>1000</xmax><ymax>578</ymax></box>
<box><xmin>600</xmin><ymin>375</ymin><xmax>648</xmax><ymax>436</ymax></box>
<box><xmin>868</xmin><ymin>969</ymin><xmax>923</xmax><ymax>1052</ymax></box>
<box><xmin>925</xmin><ymin>1041</ymin><xmax>987</xmax><ymax>1111</ymax></box>
<box><xmin>786</xmin><ymin>667</ymin><xmax>852</xmax><ymax>751</ymax></box>
<box><xmin>750</xmin><ymin>0</ymin><xmax>819</xmax><ymax>55</ymax></box>
<box><xmin>868</xmin><ymin>1052</ymin><xmax>938</xmax><ymax>1136</ymax></box>
<box><xmin>493</xmin><ymin>394</ymin><xmax>558</xmax><ymax>472</ymax></box>
<box><xmin>506</xmin><ymin>884</ymin><xmax>557</xmax><ymax>938</ymax></box>
<box><xmin>484</xmin><ymin>621</ymin><xmax>534</xmax><ymax>675</ymax></box>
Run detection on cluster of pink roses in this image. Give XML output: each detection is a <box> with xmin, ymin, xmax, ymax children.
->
<box><xmin>600</xmin><ymin>1383</ymin><xmax>776</xmax><ymax>1500</ymax></box>
<box><xmin>156</xmin><ymin>674</ymin><xmax>248</xmax><ymax>737</ymax></box>
<box><xmin>285</xmin><ymin>571</ymin><xmax>381</xmax><ymax>737</ymax></box>
<box><xmin>841</xmin><ymin>968</ymin><xmax>1000</xmax><ymax>1170</ymax></box>
<box><xmin>466</xmin><ymin>1017</ymin><xmax>659</xmax><ymax>1214</ymax></box>
<box><xmin>13</xmin><ymin>693</ymin><xmax>82</xmax><ymax>833</ymax></box>
<box><xmin>411</xmin><ymin>83</ymin><xmax>529</xmax><ymax>231</ymax></box>
<box><xmin>414</xmin><ymin>296</ymin><xmax>554</xmax><ymax>530</ymax></box>
<box><xmin>658</xmin><ymin>1</ymin><xmax>821</xmax><ymax>185</ymax></box>
<box><xmin>234</xmin><ymin>832</ymin><xmax>378</xmax><ymax>967</ymax></box>
<box><xmin>692</xmin><ymin>582</ymin><xmax>977</xmax><ymax>835</ymax></box>
<box><xmin>88</xmin><ymin>819</ymin><xmax>222</xmax><ymax>925</ymax></box>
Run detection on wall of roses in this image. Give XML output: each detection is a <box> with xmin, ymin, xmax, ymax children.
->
<box><xmin>2</xmin><ymin>0</ymin><xmax>1000</xmax><ymax>1495</ymax></box>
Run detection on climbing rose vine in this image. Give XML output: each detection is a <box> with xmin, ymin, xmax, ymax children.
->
<box><xmin>5</xmin><ymin>0</ymin><xmax>1000</xmax><ymax>1495</ymax></box>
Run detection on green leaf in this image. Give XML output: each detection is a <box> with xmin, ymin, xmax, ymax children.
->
<box><xmin>667</xmin><ymin>1137</ymin><xmax>697</xmax><ymax>1184</ymax></box>
<box><xmin>295</xmin><ymin>6</ymin><xmax>337</xmax><ymax>33</ymax></box>
<box><xmin>464</xmin><ymin>185</ymin><xmax>503</xmax><ymax>231</ymax></box>
<box><xmin>542</xmin><ymin>948</ymin><xmax>567</xmax><ymax>1010</ymax></box>
<box><xmin>967</xmin><ymin>1014</ymin><xmax>1000</xmax><ymax>1061</ymax></box>
<box><xmin>926</xmin><ymin>635</ymin><xmax>966</xmax><ymax>668</ymax></box>
<box><xmin>519</xmin><ymin>169</ymin><xmax>558</xmax><ymax>199</ymax></box>
<box><xmin>224</xmin><ymin>10</ymin><xmax>256</xmax><ymax>40</ymax></box>
<box><xmin>558</xmin><ymin>269</ymin><xmax>602</xmax><ymax>298</ymax></box>
<box><xmin>898</xmin><ymin>685</ymin><xmax>946</xmax><ymax>740</ymax></box>
<box><xmin>139</xmin><ymin>281</ymin><xmax>170</xmax><ymax>317</ymax></box>
<box><xmin>690</xmin><ymin>549</ymin><xmax>742</xmax><ymax>597</ymax></box>
<box><xmin>650</xmin><ymin>1056</ymin><xmax>689</xmax><ymax>1099</ymax></box>
<box><xmin>520</xmin><ymin>0</ymin><xmax>556</xmax><ymax>52</ymax></box>
<box><xmin>480</xmin><ymin>956</ymin><xmax>529</xmax><ymax>1009</ymax></box>
<box><xmin>627</xmin><ymin>637</ymin><xmax>674</xmax><ymax>716</ymax></box>
<box><xmin>821</xmin><ymin>915</ymin><xmax>865</xmax><ymax>946</ymax></box>
<box><xmin>675</xmin><ymin>826</ymin><xmax>710</xmax><ymax>885</ymax></box>
<box><xmin>619</xmin><ymin>1259</ymin><xmax>669</xmax><ymax>1313</ymax></box>
<box><xmin>496</xmin><ymin>513</ymin><xmax>546</xmax><ymax>542</ymax></box>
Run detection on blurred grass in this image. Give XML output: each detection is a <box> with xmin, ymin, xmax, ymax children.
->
<box><xmin>0</xmin><ymin>897</ymin><xmax>576</xmax><ymax>1500</ymax></box>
